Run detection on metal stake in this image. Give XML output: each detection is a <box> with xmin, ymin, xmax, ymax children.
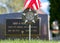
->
<box><xmin>29</xmin><ymin>24</ymin><xmax>31</xmax><ymax>43</ymax></box>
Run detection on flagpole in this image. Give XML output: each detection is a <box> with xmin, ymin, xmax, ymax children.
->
<box><xmin>29</xmin><ymin>24</ymin><xmax>31</xmax><ymax>43</ymax></box>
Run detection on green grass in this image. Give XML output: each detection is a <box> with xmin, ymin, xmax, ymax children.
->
<box><xmin>0</xmin><ymin>39</ymin><xmax>60</xmax><ymax>43</ymax></box>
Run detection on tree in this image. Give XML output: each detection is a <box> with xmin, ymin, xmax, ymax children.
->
<box><xmin>49</xmin><ymin>0</ymin><xmax>60</xmax><ymax>29</ymax></box>
<box><xmin>0</xmin><ymin>0</ymin><xmax>25</xmax><ymax>14</ymax></box>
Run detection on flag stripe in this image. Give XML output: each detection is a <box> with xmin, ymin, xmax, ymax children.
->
<box><xmin>36</xmin><ymin>0</ymin><xmax>39</xmax><ymax>8</ymax></box>
<box><xmin>24</xmin><ymin>0</ymin><xmax>41</xmax><ymax>10</ymax></box>
<box><xmin>32</xmin><ymin>4</ymin><xmax>37</xmax><ymax>10</ymax></box>
<box><xmin>38</xmin><ymin>0</ymin><xmax>41</xmax><ymax>7</ymax></box>
<box><xmin>24</xmin><ymin>0</ymin><xmax>31</xmax><ymax>9</ymax></box>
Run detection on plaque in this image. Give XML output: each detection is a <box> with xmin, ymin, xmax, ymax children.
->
<box><xmin>6</xmin><ymin>19</ymin><xmax>39</xmax><ymax>37</ymax></box>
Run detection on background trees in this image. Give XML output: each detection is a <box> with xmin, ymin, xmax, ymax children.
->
<box><xmin>49</xmin><ymin>0</ymin><xmax>60</xmax><ymax>29</ymax></box>
<box><xmin>0</xmin><ymin>0</ymin><xmax>25</xmax><ymax>14</ymax></box>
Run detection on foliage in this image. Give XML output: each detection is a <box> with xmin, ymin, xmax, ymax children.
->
<box><xmin>49</xmin><ymin>0</ymin><xmax>60</xmax><ymax>30</ymax></box>
<box><xmin>0</xmin><ymin>0</ymin><xmax>25</xmax><ymax>14</ymax></box>
<box><xmin>50</xmin><ymin>0</ymin><xmax>60</xmax><ymax>24</ymax></box>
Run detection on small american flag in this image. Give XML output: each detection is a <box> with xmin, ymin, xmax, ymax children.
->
<box><xmin>24</xmin><ymin>0</ymin><xmax>41</xmax><ymax>10</ymax></box>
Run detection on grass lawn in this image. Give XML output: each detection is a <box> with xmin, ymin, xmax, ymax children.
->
<box><xmin>0</xmin><ymin>39</ymin><xmax>60</xmax><ymax>43</ymax></box>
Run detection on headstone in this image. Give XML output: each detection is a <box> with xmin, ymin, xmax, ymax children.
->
<box><xmin>0</xmin><ymin>13</ymin><xmax>49</xmax><ymax>40</ymax></box>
